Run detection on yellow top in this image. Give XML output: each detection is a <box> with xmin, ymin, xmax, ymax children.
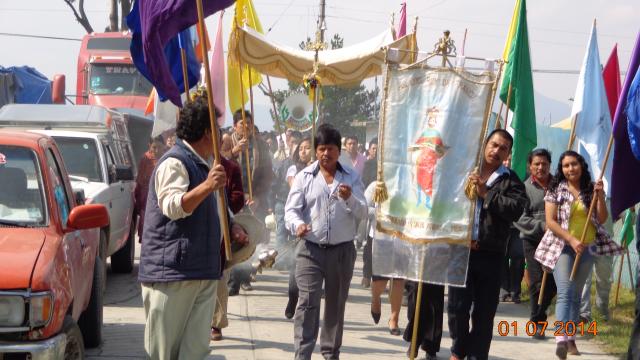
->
<box><xmin>568</xmin><ymin>200</ymin><xmax>597</xmax><ymax>245</ymax></box>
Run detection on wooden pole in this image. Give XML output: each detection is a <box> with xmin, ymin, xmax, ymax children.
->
<box><xmin>195</xmin><ymin>0</ymin><xmax>231</xmax><ymax>261</ymax></box>
<box><xmin>614</xmin><ymin>250</ymin><xmax>626</xmax><ymax>307</ymax></box>
<box><xmin>503</xmin><ymin>83</ymin><xmax>513</xmax><ymax>129</ymax></box>
<box><xmin>409</xmin><ymin>280</ymin><xmax>424</xmax><ymax>360</ymax></box>
<box><xmin>310</xmin><ymin>84</ymin><xmax>318</xmax><ymax>160</ymax></box>
<box><xmin>570</xmin><ymin>133</ymin><xmax>615</xmax><ymax>281</ymax></box>
<box><xmin>248</xmin><ymin>67</ymin><xmax>256</xmax><ymax>139</ymax></box>
<box><xmin>539</xmin><ymin>112</ymin><xmax>580</xmax><ymax>304</ymax></box>
<box><xmin>266</xmin><ymin>75</ymin><xmax>286</xmax><ymax>153</ymax></box>
<box><xmin>180</xmin><ymin>48</ymin><xmax>191</xmax><ymax>104</ymax></box>
<box><xmin>236</xmin><ymin>50</ymin><xmax>254</xmax><ymax>201</ymax></box>
<box><xmin>627</xmin><ymin>249</ymin><xmax>635</xmax><ymax>289</ymax></box>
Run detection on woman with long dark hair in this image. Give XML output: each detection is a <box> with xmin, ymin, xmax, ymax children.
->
<box><xmin>283</xmin><ymin>137</ymin><xmax>312</xmax><ymax>319</ymax></box>
<box><xmin>535</xmin><ymin>151</ymin><xmax>623</xmax><ymax>359</ymax></box>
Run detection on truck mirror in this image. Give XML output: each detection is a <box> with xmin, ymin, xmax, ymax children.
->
<box><xmin>109</xmin><ymin>164</ymin><xmax>134</xmax><ymax>182</ymax></box>
<box><xmin>52</xmin><ymin>74</ymin><xmax>66</xmax><ymax>104</ymax></box>
<box><xmin>73</xmin><ymin>188</ymin><xmax>86</xmax><ymax>205</ymax></box>
<box><xmin>67</xmin><ymin>204</ymin><xmax>109</xmax><ymax>231</ymax></box>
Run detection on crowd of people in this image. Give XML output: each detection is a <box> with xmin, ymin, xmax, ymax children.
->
<box><xmin>132</xmin><ymin>94</ymin><xmax>639</xmax><ymax>360</ymax></box>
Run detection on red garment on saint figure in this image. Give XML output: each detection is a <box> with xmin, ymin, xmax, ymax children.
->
<box><xmin>415</xmin><ymin>136</ymin><xmax>444</xmax><ymax>197</ymax></box>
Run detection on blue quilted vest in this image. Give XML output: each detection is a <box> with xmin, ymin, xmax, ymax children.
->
<box><xmin>138</xmin><ymin>139</ymin><xmax>222</xmax><ymax>282</ymax></box>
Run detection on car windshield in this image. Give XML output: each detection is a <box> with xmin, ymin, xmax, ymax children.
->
<box><xmin>0</xmin><ymin>146</ymin><xmax>46</xmax><ymax>226</ymax></box>
<box><xmin>53</xmin><ymin>137</ymin><xmax>103</xmax><ymax>182</ymax></box>
<box><xmin>89</xmin><ymin>63</ymin><xmax>152</xmax><ymax>97</ymax></box>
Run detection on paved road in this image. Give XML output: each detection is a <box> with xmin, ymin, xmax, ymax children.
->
<box><xmin>86</xmin><ymin>242</ymin><xmax>615</xmax><ymax>359</ymax></box>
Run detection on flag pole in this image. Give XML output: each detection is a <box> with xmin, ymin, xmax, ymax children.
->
<box><xmin>178</xmin><ymin>30</ymin><xmax>191</xmax><ymax>104</ymax></box>
<box><xmin>235</xmin><ymin>27</ymin><xmax>254</xmax><ymax>201</ymax></box>
<box><xmin>538</xmin><ymin>112</ymin><xmax>580</xmax><ymax>304</ymax></box>
<box><xmin>570</xmin><ymin>133</ymin><xmax>615</xmax><ymax>281</ymax></box>
<box><xmin>248</xmin><ymin>67</ymin><xmax>256</xmax><ymax>139</ymax></box>
<box><xmin>195</xmin><ymin>0</ymin><xmax>232</xmax><ymax>261</ymax></box>
<box><xmin>503</xmin><ymin>83</ymin><xmax>513</xmax><ymax>129</ymax></box>
<box><xmin>266</xmin><ymin>75</ymin><xmax>286</xmax><ymax>152</ymax></box>
<box><xmin>614</xmin><ymin>248</ymin><xmax>627</xmax><ymax>307</ymax></box>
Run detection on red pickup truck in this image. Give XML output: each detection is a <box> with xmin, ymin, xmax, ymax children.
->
<box><xmin>0</xmin><ymin>130</ymin><xmax>109</xmax><ymax>359</ymax></box>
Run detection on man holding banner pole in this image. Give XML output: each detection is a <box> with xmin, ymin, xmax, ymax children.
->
<box><xmin>448</xmin><ymin>129</ymin><xmax>528</xmax><ymax>360</ymax></box>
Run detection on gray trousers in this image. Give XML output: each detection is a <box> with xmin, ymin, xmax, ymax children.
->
<box><xmin>580</xmin><ymin>254</ymin><xmax>614</xmax><ymax>319</ymax></box>
<box><xmin>294</xmin><ymin>240</ymin><xmax>357</xmax><ymax>360</ymax></box>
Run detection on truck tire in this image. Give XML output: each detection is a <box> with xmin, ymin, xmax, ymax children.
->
<box><xmin>62</xmin><ymin>316</ymin><xmax>85</xmax><ymax>359</ymax></box>
<box><xmin>78</xmin><ymin>254</ymin><xmax>104</xmax><ymax>348</ymax></box>
<box><xmin>110</xmin><ymin>218</ymin><xmax>136</xmax><ymax>274</ymax></box>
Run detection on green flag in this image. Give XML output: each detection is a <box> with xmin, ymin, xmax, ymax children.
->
<box><xmin>499</xmin><ymin>0</ymin><xmax>536</xmax><ymax>180</ymax></box>
<box><xmin>620</xmin><ymin>209</ymin><xmax>636</xmax><ymax>248</ymax></box>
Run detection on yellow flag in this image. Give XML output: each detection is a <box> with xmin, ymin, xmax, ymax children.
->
<box><xmin>228</xmin><ymin>0</ymin><xmax>263</xmax><ymax>113</ymax></box>
<box><xmin>502</xmin><ymin>0</ymin><xmax>521</xmax><ymax>61</ymax></box>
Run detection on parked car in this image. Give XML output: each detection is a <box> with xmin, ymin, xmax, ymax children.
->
<box><xmin>0</xmin><ymin>104</ymin><xmax>147</xmax><ymax>276</ymax></box>
<box><xmin>0</xmin><ymin>130</ymin><xmax>109</xmax><ymax>358</ymax></box>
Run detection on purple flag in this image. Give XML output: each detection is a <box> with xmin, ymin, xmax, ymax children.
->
<box><xmin>611</xmin><ymin>29</ymin><xmax>640</xmax><ymax>219</ymax></box>
<box><xmin>138</xmin><ymin>0</ymin><xmax>235</xmax><ymax>107</ymax></box>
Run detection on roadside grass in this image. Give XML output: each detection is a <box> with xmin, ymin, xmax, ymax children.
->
<box><xmin>519</xmin><ymin>272</ymin><xmax>635</xmax><ymax>358</ymax></box>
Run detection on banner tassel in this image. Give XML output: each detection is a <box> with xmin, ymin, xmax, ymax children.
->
<box><xmin>373</xmin><ymin>180</ymin><xmax>389</xmax><ymax>203</ymax></box>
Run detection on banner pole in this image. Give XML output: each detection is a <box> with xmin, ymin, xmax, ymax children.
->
<box><xmin>195</xmin><ymin>0</ymin><xmax>232</xmax><ymax>261</ymax></box>
<box><xmin>409</xmin><ymin>252</ymin><xmax>426</xmax><ymax>360</ymax></box>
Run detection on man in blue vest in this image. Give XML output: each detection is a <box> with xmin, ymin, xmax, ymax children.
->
<box><xmin>138</xmin><ymin>94</ymin><xmax>248</xmax><ymax>360</ymax></box>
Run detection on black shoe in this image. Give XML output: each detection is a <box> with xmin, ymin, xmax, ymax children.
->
<box><xmin>228</xmin><ymin>287</ymin><xmax>240</xmax><ymax>296</ymax></box>
<box><xmin>512</xmin><ymin>295</ymin><xmax>521</xmax><ymax>304</ymax></box>
<box><xmin>285</xmin><ymin>297</ymin><xmax>297</xmax><ymax>319</ymax></box>
<box><xmin>556</xmin><ymin>341</ymin><xmax>568</xmax><ymax>359</ymax></box>
<box><xmin>371</xmin><ymin>311</ymin><xmax>381</xmax><ymax>324</ymax></box>
<box><xmin>533</xmin><ymin>331</ymin><xmax>546</xmax><ymax>340</ymax></box>
<box><xmin>389</xmin><ymin>327</ymin><xmax>402</xmax><ymax>336</ymax></box>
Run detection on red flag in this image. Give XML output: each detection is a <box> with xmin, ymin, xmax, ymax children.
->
<box><xmin>396</xmin><ymin>3</ymin><xmax>407</xmax><ymax>39</ymax></box>
<box><xmin>195</xmin><ymin>22</ymin><xmax>211</xmax><ymax>63</ymax></box>
<box><xmin>602</xmin><ymin>44</ymin><xmax>622</xmax><ymax>121</ymax></box>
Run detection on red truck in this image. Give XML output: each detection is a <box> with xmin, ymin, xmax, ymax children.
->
<box><xmin>0</xmin><ymin>130</ymin><xmax>109</xmax><ymax>359</ymax></box>
<box><xmin>75</xmin><ymin>32</ymin><xmax>152</xmax><ymax>112</ymax></box>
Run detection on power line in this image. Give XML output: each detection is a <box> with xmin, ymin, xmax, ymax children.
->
<box><xmin>0</xmin><ymin>32</ymin><xmax>81</xmax><ymax>42</ymax></box>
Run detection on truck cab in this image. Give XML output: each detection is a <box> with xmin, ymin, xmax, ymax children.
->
<box><xmin>0</xmin><ymin>104</ymin><xmax>140</xmax><ymax>277</ymax></box>
<box><xmin>76</xmin><ymin>32</ymin><xmax>152</xmax><ymax>112</ymax></box>
<box><xmin>0</xmin><ymin>130</ymin><xmax>109</xmax><ymax>358</ymax></box>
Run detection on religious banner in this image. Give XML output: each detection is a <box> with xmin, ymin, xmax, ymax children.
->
<box><xmin>373</xmin><ymin>62</ymin><xmax>496</xmax><ymax>286</ymax></box>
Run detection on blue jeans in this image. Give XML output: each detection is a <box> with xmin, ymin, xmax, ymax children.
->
<box><xmin>553</xmin><ymin>245</ymin><xmax>594</xmax><ymax>340</ymax></box>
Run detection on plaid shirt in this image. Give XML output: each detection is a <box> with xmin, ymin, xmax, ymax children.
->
<box><xmin>534</xmin><ymin>180</ymin><xmax>624</xmax><ymax>270</ymax></box>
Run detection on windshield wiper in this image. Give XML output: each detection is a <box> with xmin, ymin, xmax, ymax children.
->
<box><xmin>0</xmin><ymin>219</ymin><xmax>31</xmax><ymax>227</ymax></box>
<box><xmin>68</xmin><ymin>175</ymin><xmax>90</xmax><ymax>183</ymax></box>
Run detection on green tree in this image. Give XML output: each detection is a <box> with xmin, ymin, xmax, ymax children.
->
<box><xmin>270</xmin><ymin>34</ymin><xmax>379</xmax><ymax>142</ymax></box>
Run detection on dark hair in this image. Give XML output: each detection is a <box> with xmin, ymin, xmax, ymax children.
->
<box><xmin>290</xmin><ymin>130</ymin><xmax>303</xmax><ymax>140</ymax></box>
<box><xmin>485</xmin><ymin>129</ymin><xmax>513</xmax><ymax>150</ymax></box>
<box><xmin>345</xmin><ymin>135</ymin><xmax>358</xmax><ymax>144</ymax></box>
<box><xmin>233</xmin><ymin>109</ymin><xmax>252</xmax><ymax>125</ymax></box>
<box><xmin>549</xmin><ymin>150</ymin><xmax>593</xmax><ymax>206</ymax></box>
<box><xmin>527</xmin><ymin>148</ymin><xmax>552</xmax><ymax>165</ymax></box>
<box><xmin>176</xmin><ymin>95</ymin><xmax>220</xmax><ymax>142</ymax></box>
<box><xmin>293</xmin><ymin>137</ymin><xmax>312</xmax><ymax>172</ymax></box>
<box><xmin>369</xmin><ymin>137</ymin><xmax>378</xmax><ymax>148</ymax></box>
<box><xmin>314</xmin><ymin>124</ymin><xmax>342</xmax><ymax>150</ymax></box>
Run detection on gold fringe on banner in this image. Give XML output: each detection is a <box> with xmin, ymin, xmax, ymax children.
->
<box><xmin>373</xmin><ymin>60</ymin><xmax>393</xmax><ymax>203</ymax></box>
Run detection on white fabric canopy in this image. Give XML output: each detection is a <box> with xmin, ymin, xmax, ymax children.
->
<box><xmin>230</xmin><ymin>26</ymin><xmax>416</xmax><ymax>85</ymax></box>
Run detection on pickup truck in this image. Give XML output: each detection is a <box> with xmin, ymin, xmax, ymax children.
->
<box><xmin>0</xmin><ymin>104</ymin><xmax>150</xmax><ymax>278</ymax></box>
<box><xmin>0</xmin><ymin>130</ymin><xmax>109</xmax><ymax>358</ymax></box>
